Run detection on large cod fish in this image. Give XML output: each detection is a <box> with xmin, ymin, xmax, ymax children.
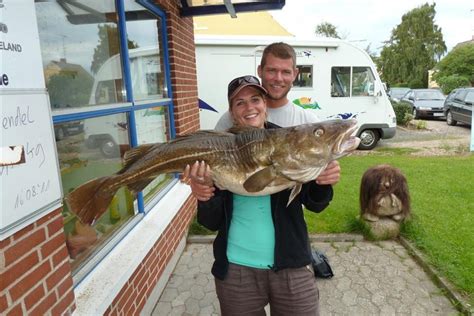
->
<box><xmin>66</xmin><ymin>119</ymin><xmax>360</xmax><ymax>225</ymax></box>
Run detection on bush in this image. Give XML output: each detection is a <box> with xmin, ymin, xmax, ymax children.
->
<box><xmin>392</xmin><ymin>102</ymin><xmax>412</xmax><ymax>125</ymax></box>
<box><xmin>437</xmin><ymin>74</ymin><xmax>470</xmax><ymax>94</ymax></box>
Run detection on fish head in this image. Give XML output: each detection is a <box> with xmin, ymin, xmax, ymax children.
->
<box><xmin>289</xmin><ymin>119</ymin><xmax>360</xmax><ymax>161</ymax></box>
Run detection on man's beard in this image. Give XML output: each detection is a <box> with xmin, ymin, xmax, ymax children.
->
<box><xmin>266</xmin><ymin>86</ymin><xmax>291</xmax><ymax>101</ymax></box>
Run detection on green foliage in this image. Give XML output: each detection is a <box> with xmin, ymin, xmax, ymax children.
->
<box><xmin>90</xmin><ymin>24</ymin><xmax>139</xmax><ymax>74</ymax></box>
<box><xmin>392</xmin><ymin>101</ymin><xmax>412</xmax><ymax>125</ymax></box>
<box><xmin>377</xmin><ymin>3</ymin><xmax>446</xmax><ymax>88</ymax></box>
<box><xmin>433</xmin><ymin>44</ymin><xmax>474</xmax><ymax>91</ymax></box>
<box><xmin>436</xmin><ymin>75</ymin><xmax>470</xmax><ymax>94</ymax></box>
<box><xmin>315</xmin><ymin>22</ymin><xmax>341</xmax><ymax>39</ymax></box>
<box><xmin>47</xmin><ymin>72</ymin><xmax>93</xmax><ymax>108</ymax></box>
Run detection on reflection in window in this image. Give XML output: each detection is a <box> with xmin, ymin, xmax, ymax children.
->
<box><xmin>36</xmin><ymin>0</ymin><xmax>174</xmax><ymax>276</ymax></box>
<box><xmin>294</xmin><ymin>65</ymin><xmax>312</xmax><ymax>87</ymax></box>
<box><xmin>135</xmin><ymin>107</ymin><xmax>173</xmax><ymax>202</ymax></box>
<box><xmin>36</xmin><ymin>0</ymin><xmax>125</xmax><ymax>110</ymax></box>
<box><xmin>331</xmin><ymin>67</ymin><xmax>350</xmax><ymax>97</ymax></box>
<box><xmin>126</xmin><ymin>3</ymin><xmax>166</xmax><ymax>101</ymax></box>
<box><xmin>331</xmin><ymin>67</ymin><xmax>375</xmax><ymax>97</ymax></box>
<box><xmin>57</xmin><ymin>114</ymin><xmax>135</xmax><ymax>270</ymax></box>
<box><xmin>352</xmin><ymin>67</ymin><xmax>375</xmax><ymax>96</ymax></box>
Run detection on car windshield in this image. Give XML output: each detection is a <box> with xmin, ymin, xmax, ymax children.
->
<box><xmin>390</xmin><ymin>88</ymin><xmax>410</xmax><ymax>98</ymax></box>
<box><xmin>415</xmin><ymin>90</ymin><xmax>445</xmax><ymax>100</ymax></box>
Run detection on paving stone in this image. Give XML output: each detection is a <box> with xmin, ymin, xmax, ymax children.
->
<box><xmin>147</xmin><ymin>239</ymin><xmax>459</xmax><ymax>315</ymax></box>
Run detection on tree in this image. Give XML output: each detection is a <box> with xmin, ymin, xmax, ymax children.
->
<box><xmin>90</xmin><ymin>24</ymin><xmax>138</xmax><ymax>74</ymax></box>
<box><xmin>377</xmin><ymin>3</ymin><xmax>446</xmax><ymax>88</ymax></box>
<box><xmin>432</xmin><ymin>43</ymin><xmax>474</xmax><ymax>93</ymax></box>
<box><xmin>315</xmin><ymin>22</ymin><xmax>341</xmax><ymax>39</ymax></box>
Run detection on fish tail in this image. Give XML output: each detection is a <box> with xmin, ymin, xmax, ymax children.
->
<box><xmin>66</xmin><ymin>176</ymin><xmax>117</xmax><ymax>225</ymax></box>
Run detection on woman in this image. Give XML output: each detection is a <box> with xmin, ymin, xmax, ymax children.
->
<box><xmin>186</xmin><ymin>75</ymin><xmax>335</xmax><ymax>315</ymax></box>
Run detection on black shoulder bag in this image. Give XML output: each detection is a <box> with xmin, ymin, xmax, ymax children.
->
<box><xmin>311</xmin><ymin>248</ymin><xmax>334</xmax><ymax>279</ymax></box>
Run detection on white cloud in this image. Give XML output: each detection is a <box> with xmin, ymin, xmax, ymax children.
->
<box><xmin>270</xmin><ymin>0</ymin><xmax>473</xmax><ymax>53</ymax></box>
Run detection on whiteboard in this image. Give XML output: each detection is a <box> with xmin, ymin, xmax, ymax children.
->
<box><xmin>1</xmin><ymin>89</ymin><xmax>63</xmax><ymax>239</ymax></box>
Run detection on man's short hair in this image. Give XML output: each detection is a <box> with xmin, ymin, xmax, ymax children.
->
<box><xmin>260</xmin><ymin>42</ymin><xmax>296</xmax><ymax>69</ymax></box>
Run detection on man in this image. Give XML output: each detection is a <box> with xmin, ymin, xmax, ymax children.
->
<box><xmin>216</xmin><ymin>42</ymin><xmax>321</xmax><ymax>130</ymax></box>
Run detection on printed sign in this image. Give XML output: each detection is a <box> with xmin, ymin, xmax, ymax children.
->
<box><xmin>0</xmin><ymin>0</ymin><xmax>45</xmax><ymax>89</ymax></box>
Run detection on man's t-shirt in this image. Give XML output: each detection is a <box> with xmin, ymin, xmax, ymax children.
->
<box><xmin>214</xmin><ymin>101</ymin><xmax>320</xmax><ymax>131</ymax></box>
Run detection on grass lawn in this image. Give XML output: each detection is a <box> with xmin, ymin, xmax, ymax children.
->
<box><xmin>190</xmin><ymin>149</ymin><xmax>474</xmax><ymax>305</ymax></box>
<box><xmin>305</xmin><ymin>151</ymin><xmax>474</xmax><ymax>305</ymax></box>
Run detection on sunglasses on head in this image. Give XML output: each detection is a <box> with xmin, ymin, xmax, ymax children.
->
<box><xmin>228</xmin><ymin>75</ymin><xmax>261</xmax><ymax>96</ymax></box>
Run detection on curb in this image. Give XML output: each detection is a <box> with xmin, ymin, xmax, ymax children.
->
<box><xmin>400</xmin><ymin>237</ymin><xmax>473</xmax><ymax>316</ymax></box>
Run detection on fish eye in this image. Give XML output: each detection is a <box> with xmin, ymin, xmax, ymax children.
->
<box><xmin>314</xmin><ymin>128</ymin><xmax>324</xmax><ymax>137</ymax></box>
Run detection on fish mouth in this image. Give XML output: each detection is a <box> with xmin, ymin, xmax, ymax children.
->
<box><xmin>334</xmin><ymin>121</ymin><xmax>361</xmax><ymax>157</ymax></box>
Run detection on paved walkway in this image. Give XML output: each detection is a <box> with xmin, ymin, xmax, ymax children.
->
<box><xmin>150</xmin><ymin>235</ymin><xmax>459</xmax><ymax>315</ymax></box>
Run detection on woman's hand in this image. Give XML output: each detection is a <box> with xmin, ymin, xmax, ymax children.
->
<box><xmin>315</xmin><ymin>160</ymin><xmax>341</xmax><ymax>185</ymax></box>
<box><xmin>181</xmin><ymin>161</ymin><xmax>215</xmax><ymax>201</ymax></box>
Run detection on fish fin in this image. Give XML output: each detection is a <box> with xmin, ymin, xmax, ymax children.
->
<box><xmin>127</xmin><ymin>178</ymin><xmax>155</xmax><ymax>195</ymax></box>
<box><xmin>243</xmin><ymin>167</ymin><xmax>277</xmax><ymax>193</ymax></box>
<box><xmin>66</xmin><ymin>176</ymin><xmax>116</xmax><ymax>225</ymax></box>
<box><xmin>121</xmin><ymin>144</ymin><xmax>156</xmax><ymax>172</ymax></box>
<box><xmin>287</xmin><ymin>184</ymin><xmax>302</xmax><ymax>206</ymax></box>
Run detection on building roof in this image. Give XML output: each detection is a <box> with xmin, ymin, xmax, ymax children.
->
<box><xmin>193</xmin><ymin>11</ymin><xmax>293</xmax><ymax>36</ymax></box>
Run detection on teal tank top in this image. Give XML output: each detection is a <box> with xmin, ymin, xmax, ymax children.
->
<box><xmin>227</xmin><ymin>194</ymin><xmax>275</xmax><ymax>269</ymax></box>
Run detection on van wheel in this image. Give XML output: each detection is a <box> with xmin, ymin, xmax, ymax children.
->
<box><xmin>100</xmin><ymin>139</ymin><xmax>119</xmax><ymax>158</ymax></box>
<box><xmin>446</xmin><ymin>111</ymin><xmax>457</xmax><ymax>126</ymax></box>
<box><xmin>358</xmin><ymin>129</ymin><xmax>379</xmax><ymax>150</ymax></box>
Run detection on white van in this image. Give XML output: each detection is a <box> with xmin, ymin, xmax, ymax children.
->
<box><xmin>84</xmin><ymin>47</ymin><xmax>167</xmax><ymax>157</ymax></box>
<box><xmin>195</xmin><ymin>35</ymin><xmax>396</xmax><ymax>150</ymax></box>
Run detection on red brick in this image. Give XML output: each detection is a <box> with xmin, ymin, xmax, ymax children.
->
<box><xmin>0</xmin><ymin>236</ymin><xmax>11</xmax><ymax>249</ymax></box>
<box><xmin>40</xmin><ymin>232</ymin><xmax>66</xmax><ymax>259</ymax></box>
<box><xmin>52</xmin><ymin>245</ymin><xmax>69</xmax><ymax>268</ymax></box>
<box><xmin>51</xmin><ymin>289</ymin><xmax>74</xmax><ymax>316</ymax></box>
<box><xmin>6</xmin><ymin>303</ymin><xmax>22</xmax><ymax>316</ymax></box>
<box><xmin>56</xmin><ymin>274</ymin><xmax>74</xmax><ymax>298</ymax></box>
<box><xmin>0</xmin><ymin>294</ymin><xmax>7</xmax><ymax>313</ymax></box>
<box><xmin>12</xmin><ymin>223</ymin><xmax>34</xmax><ymax>241</ymax></box>
<box><xmin>29</xmin><ymin>291</ymin><xmax>56</xmax><ymax>316</ymax></box>
<box><xmin>0</xmin><ymin>251</ymin><xmax>39</xmax><ymax>291</ymax></box>
<box><xmin>4</xmin><ymin>229</ymin><xmax>46</xmax><ymax>266</ymax></box>
<box><xmin>9</xmin><ymin>261</ymin><xmax>51</xmax><ymax>301</ymax></box>
<box><xmin>46</xmin><ymin>261</ymin><xmax>69</xmax><ymax>291</ymax></box>
<box><xmin>46</xmin><ymin>216</ymin><xmax>64</xmax><ymax>238</ymax></box>
<box><xmin>36</xmin><ymin>209</ymin><xmax>60</xmax><ymax>226</ymax></box>
<box><xmin>24</xmin><ymin>284</ymin><xmax>45</xmax><ymax>310</ymax></box>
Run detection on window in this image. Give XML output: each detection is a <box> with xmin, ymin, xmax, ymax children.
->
<box><xmin>331</xmin><ymin>66</ymin><xmax>375</xmax><ymax>97</ymax></box>
<box><xmin>36</xmin><ymin>0</ymin><xmax>175</xmax><ymax>277</ymax></box>
<box><xmin>293</xmin><ymin>65</ymin><xmax>312</xmax><ymax>87</ymax></box>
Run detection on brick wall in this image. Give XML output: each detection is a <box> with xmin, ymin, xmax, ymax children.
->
<box><xmin>0</xmin><ymin>209</ymin><xmax>75</xmax><ymax>315</ymax></box>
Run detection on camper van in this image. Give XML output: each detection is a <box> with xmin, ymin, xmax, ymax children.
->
<box><xmin>195</xmin><ymin>35</ymin><xmax>396</xmax><ymax>150</ymax></box>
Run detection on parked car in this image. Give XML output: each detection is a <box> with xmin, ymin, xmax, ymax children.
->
<box><xmin>54</xmin><ymin>121</ymin><xmax>85</xmax><ymax>141</ymax></box>
<box><xmin>443</xmin><ymin>87</ymin><xmax>473</xmax><ymax>126</ymax></box>
<box><xmin>387</xmin><ymin>87</ymin><xmax>410</xmax><ymax>102</ymax></box>
<box><xmin>399</xmin><ymin>89</ymin><xmax>446</xmax><ymax>119</ymax></box>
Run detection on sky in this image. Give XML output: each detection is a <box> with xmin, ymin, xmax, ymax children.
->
<box><xmin>270</xmin><ymin>0</ymin><xmax>473</xmax><ymax>54</ymax></box>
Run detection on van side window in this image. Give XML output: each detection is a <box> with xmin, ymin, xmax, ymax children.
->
<box><xmin>352</xmin><ymin>67</ymin><xmax>375</xmax><ymax>96</ymax></box>
<box><xmin>293</xmin><ymin>65</ymin><xmax>312</xmax><ymax>87</ymax></box>
<box><xmin>331</xmin><ymin>67</ymin><xmax>350</xmax><ymax>97</ymax></box>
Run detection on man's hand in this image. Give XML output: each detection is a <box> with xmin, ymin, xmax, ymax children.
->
<box><xmin>315</xmin><ymin>160</ymin><xmax>341</xmax><ymax>185</ymax></box>
<box><xmin>181</xmin><ymin>161</ymin><xmax>215</xmax><ymax>201</ymax></box>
